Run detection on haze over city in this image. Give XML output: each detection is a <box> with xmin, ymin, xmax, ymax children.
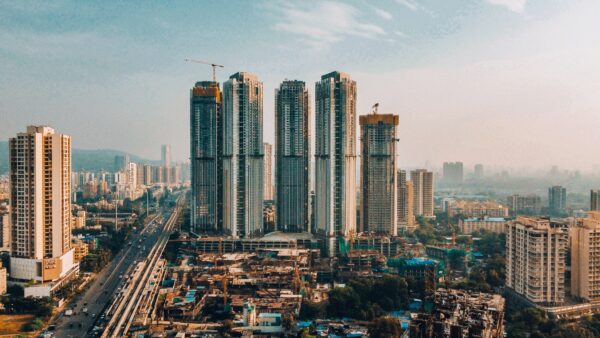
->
<box><xmin>2</xmin><ymin>0</ymin><xmax>600</xmax><ymax>169</ymax></box>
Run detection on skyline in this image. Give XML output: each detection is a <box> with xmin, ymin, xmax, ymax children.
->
<box><xmin>2</xmin><ymin>0</ymin><xmax>600</xmax><ymax>169</ymax></box>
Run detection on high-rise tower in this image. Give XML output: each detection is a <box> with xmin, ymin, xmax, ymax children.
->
<box><xmin>263</xmin><ymin>143</ymin><xmax>273</xmax><ymax>201</ymax></box>
<box><xmin>275</xmin><ymin>80</ymin><xmax>310</xmax><ymax>233</ymax></box>
<box><xmin>411</xmin><ymin>169</ymin><xmax>434</xmax><ymax>217</ymax></box>
<box><xmin>315</xmin><ymin>71</ymin><xmax>357</xmax><ymax>247</ymax></box>
<box><xmin>359</xmin><ymin>113</ymin><xmax>398</xmax><ymax>235</ymax></box>
<box><xmin>222</xmin><ymin>72</ymin><xmax>264</xmax><ymax>238</ymax></box>
<box><xmin>9</xmin><ymin>126</ymin><xmax>76</xmax><ymax>282</ymax></box>
<box><xmin>190</xmin><ymin>81</ymin><xmax>222</xmax><ymax>234</ymax></box>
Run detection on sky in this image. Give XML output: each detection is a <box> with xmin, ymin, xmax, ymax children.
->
<box><xmin>1</xmin><ymin>0</ymin><xmax>600</xmax><ymax>171</ymax></box>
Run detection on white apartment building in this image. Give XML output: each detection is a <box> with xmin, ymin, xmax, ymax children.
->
<box><xmin>571</xmin><ymin>211</ymin><xmax>600</xmax><ymax>301</ymax></box>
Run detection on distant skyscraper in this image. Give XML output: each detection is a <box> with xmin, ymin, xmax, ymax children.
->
<box><xmin>411</xmin><ymin>169</ymin><xmax>434</xmax><ymax>217</ymax></box>
<box><xmin>315</xmin><ymin>71</ymin><xmax>357</xmax><ymax>244</ymax></box>
<box><xmin>222</xmin><ymin>72</ymin><xmax>264</xmax><ymax>238</ymax></box>
<box><xmin>397</xmin><ymin>170</ymin><xmax>415</xmax><ymax>232</ymax></box>
<box><xmin>443</xmin><ymin>162</ymin><xmax>464</xmax><ymax>184</ymax></box>
<box><xmin>591</xmin><ymin>190</ymin><xmax>600</xmax><ymax>211</ymax></box>
<box><xmin>474</xmin><ymin>164</ymin><xmax>484</xmax><ymax>179</ymax></box>
<box><xmin>275</xmin><ymin>80</ymin><xmax>310</xmax><ymax>233</ymax></box>
<box><xmin>506</xmin><ymin>217</ymin><xmax>567</xmax><ymax>306</ymax></box>
<box><xmin>263</xmin><ymin>143</ymin><xmax>273</xmax><ymax>201</ymax></box>
<box><xmin>190</xmin><ymin>81</ymin><xmax>222</xmax><ymax>234</ymax></box>
<box><xmin>359</xmin><ymin>113</ymin><xmax>398</xmax><ymax>236</ymax></box>
<box><xmin>161</xmin><ymin>144</ymin><xmax>171</xmax><ymax>185</ymax></box>
<box><xmin>9</xmin><ymin>126</ymin><xmax>76</xmax><ymax>282</ymax></box>
<box><xmin>548</xmin><ymin>185</ymin><xmax>567</xmax><ymax>215</ymax></box>
<box><xmin>114</xmin><ymin>155</ymin><xmax>129</xmax><ymax>172</ymax></box>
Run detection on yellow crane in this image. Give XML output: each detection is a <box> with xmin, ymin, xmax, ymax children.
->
<box><xmin>184</xmin><ymin>58</ymin><xmax>224</xmax><ymax>82</ymax></box>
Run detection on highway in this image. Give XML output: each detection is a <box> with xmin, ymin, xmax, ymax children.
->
<box><xmin>97</xmin><ymin>195</ymin><xmax>184</xmax><ymax>337</ymax></box>
<box><xmin>47</xmin><ymin>195</ymin><xmax>183</xmax><ymax>338</ymax></box>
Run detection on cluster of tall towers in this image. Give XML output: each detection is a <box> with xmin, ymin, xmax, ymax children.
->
<box><xmin>190</xmin><ymin>71</ymin><xmax>433</xmax><ymax>240</ymax></box>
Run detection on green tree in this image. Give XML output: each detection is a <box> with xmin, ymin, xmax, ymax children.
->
<box><xmin>368</xmin><ymin>317</ymin><xmax>402</xmax><ymax>338</ymax></box>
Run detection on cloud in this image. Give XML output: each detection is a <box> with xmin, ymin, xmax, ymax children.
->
<box><xmin>394</xmin><ymin>30</ymin><xmax>408</xmax><ymax>38</ymax></box>
<box><xmin>267</xmin><ymin>1</ymin><xmax>386</xmax><ymax>49</ymax></box>
<box><xmin>486</xmin><ymin>0</ymin><xmax>527</xmax><ymax>13</ymax></box>
<box><xmin>395</xmin><ymin>0</ymin><xmax>419</xmax><ymax>11</ymax></box>
<box><xmin>373</xmin><ymin>7</ymin><xmax>393</xmax><ymax>20</ymax></box>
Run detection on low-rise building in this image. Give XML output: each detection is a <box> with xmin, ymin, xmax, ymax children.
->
<box><xmin>0</xmin><ymin>263</ymin><xmax>7</xmax><ymax>295</ymax></box>
<box><xmin>459</xmin><ymin>217</ymin><xmax>509</xmax><ymax>234</ymax></box>
<box><xmin>72</xmin><ymin>240</ymin><xmax>89</xmax><ymax>262</ymax></box>
<box><xmin>446</xmin><ymin>200</ymin><xmax>509</xmax><ymax>218</ymax></box>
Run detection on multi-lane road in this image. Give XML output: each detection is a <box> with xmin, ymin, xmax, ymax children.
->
<box><xmin>47</xmin><ymin>195</ymin><xmax>184</xmax><ymax>338</ymax></box>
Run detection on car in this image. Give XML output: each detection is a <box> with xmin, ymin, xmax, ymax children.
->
<box><xmin>91</xmin><ymin>313</ymin><xmax>96</xmax><ymax>318</ymax></box>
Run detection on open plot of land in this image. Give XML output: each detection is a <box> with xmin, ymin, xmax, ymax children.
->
<box><xmin>0</xmin><ymin>314</ymin><xmax>35</xmax><ymax>336</ymax></box>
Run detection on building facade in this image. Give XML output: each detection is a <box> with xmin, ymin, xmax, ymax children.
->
<box><xmin>190</xmin><ymin>81</ymin><xmax>222</xmax><ymax>234</ymax></box>
<box><xmin>9</xmin><ymin>126</ymin><xmax>76</xmax><ymax>282</ymax></box>
<box><xmin>411</xmin><ymin>169</ymin><xmax>434</xmax><ymax>218</ymax></box>
<box><xmin>359</xmin><ymin>113</ymin><xmax>398</xmax><ymax>235</ymax></box>
<box><xmin>571</xmin><ymin>212</ymin><xmax>600</xmax><ymax>301</ymax></box>
<box><xmin>591</xmin><ymin>190</ymin><xmax>600</xmax><ymax>212</ymax></box>
<box><xmin>505</xmin><ymin>216</ymin><xmax>567</xmax><ymax>306</ymax></box>
<box><xmin>507</xmin><ymin>194</ymin><xmax>542</xmax><ymax>215</ymax></box>
<box><xmin>222</xmin><ymin>72</ymin><xmax>264</xmax><ymax>238</ymax></box>
<box><xmin>275</xmin><ymin>80</ymin><xmax>310</xmax><ymax>233</ymax></box>
<box><xmin>459</xmin><ymin>217</ymin><xmax>508</xmax><ymax>234</ymax></box>
<box><xmin>397</xmin><ymin>170</ymin><xmax>415</xmax><ymax>232</ymax></box>
<box><xmin>263</xmin><ymin>142</ymin><xmax>273</xmax><ymax>201</ymax></box>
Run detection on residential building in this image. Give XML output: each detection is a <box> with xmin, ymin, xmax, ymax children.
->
<box><xmin>263</xmin><ymin>143</ymin><xmax>273</xmax><ymax>201</ymax></box>
<box><xmin>275</xmin><ymin>80</ymin><xmax>310</xmax><ymax>233</ymax></box>
<box><xmin>443</xmin><ymin>161</ymin><xmax>463</xmax><ymax>184</ymax></box>
<box><xmin>9</xmin><ymin>126</ymin><xmax>76</xmax><ymax>282</ymax></box>
<box><xmin>459</xmin><ymin>217</ymin><xmax>508</xmax><ymax>234</ymax></box>
<box><xmin>591</xmin><ymin>190</ymin><xmax>600</xmax><ymax>211</ymax></box>
<box><xmin>72</xmin><ymin>240</ymin><xmax>89</xmax><ymax>263</ymax></box>
<box><xmin>0</xmin><ymin>263</ymin><xmax>6</xmax><ymax>295</ymax></box>
<box><xmin>446</xmin><ymin>200</ymin><xmax>509</xmax><ymax>218</ymax></box>
<box><xmin>507</xmin><ymin>194</ymin><xmax>542</xmax><ymax>215</ymax></box>
<box><xmin>571</xmin><ymin>212</ymin><xmax>600</xmax><ymax>301</ymax></box>
<box><xmin>222</xmin><ymin>72</ymin><xmax>264</xmax><ymax>238</ymax></box>
<box><xmin>315</xmin><ymin>71</ymin><xmax>357</xmax><ymax>251</ymax></box>
<box><xmin>0</xmin><ymin>204</ymin><xmax>10</xmax><ymax>250</ymax></box>
<box><xmin>190</xmin><ymin>81</ymin><xmax>222</xmax><ymax>234</ymax></box>
<box><xmin>359</xmin><ymin>113</ymin><xmax>398</xmax><ymax>235</ymax></box>
<box><xmin>397</xmin><ymin>170</ymin><xmax>415</xmax><ymax>232</ymax></box>
<box><xmin>506</xmin><ymin>216</ymin><xmax>567</xmax><ymax>306</ymax></box>
<box><xmin>548</xmin><ymin>185</ymin><xmax>567</xmax><ymax>215</ymax></box>
<box><xmin>411</xmin><ymin>169</ymin><xmax>434</xmax><ymax>217</ymax></box>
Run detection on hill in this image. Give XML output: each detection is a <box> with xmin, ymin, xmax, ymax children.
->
<box><xmin>0</xmin><ymin>141</ymin><xmax>157</xmax><ymax>174</ymax></box>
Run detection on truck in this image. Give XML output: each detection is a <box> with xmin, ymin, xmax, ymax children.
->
<box><xmin>65</xmin><ymin>309</ymin><xmax>73</xmax><ymax>316</ymax></box>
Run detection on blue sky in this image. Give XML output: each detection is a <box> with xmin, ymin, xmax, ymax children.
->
<box><xmin>1</xmin><ymin>0</ymin><xmax>600</xmax><ymax>170</ymax></box>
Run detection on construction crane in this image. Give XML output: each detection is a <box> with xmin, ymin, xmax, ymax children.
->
<box><xmin>184</xmin><ymin>58</ymin><xmax>224</xmax><ymax>82</ymax></box>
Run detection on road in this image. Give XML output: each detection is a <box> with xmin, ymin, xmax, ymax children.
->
<box><xmin>48</xmin><ymin>196</ymin><xmax>182</xmax><ymax>338</ymax></box>
<box><xmin>98</xmin><ymin>195</ymin><xmax>184</xmax><ymax>337</ymax></box>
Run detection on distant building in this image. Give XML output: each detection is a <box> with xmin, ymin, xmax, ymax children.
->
<box><xmin>114</xmin><ymin>155</ymin><xmax>129</xmax><ymax>172</ymax></box>
<box><xmin>446</xmin><ymin>200</ymin><xmax>509</xmax><ymax>218</ymax></box>
<box><xmin>9</xmin><ymin>126</ymin><xmax>77</xmax><ymax>282</ymax></box>
<box><xmin>548</xmin><ymin>186</ymin><xmax>567</xmax><ymax>215</ymax></box>
<box><xmin>459</xmin><ymin>217</ymin><xmax>508</xmax><ymax>234</ymax></box>
<box><xmin>571</xmin><ymin>212</ymin><xmax>600</xmax><ymax>301</ymax></box>
<box><xmin>411</xmin><ymin>169</ymin><xmax>434</xmax><ymax>218</ymax></box>
<box><xmin>275</xmin><ymin>80</ymin><xmax>310</xmax><ymax>233</ymax></box>
<box><xmin>591</xmin><ymin>190</ymin><xmax>600</xmax><ymax>211</ymax></box>
<box><xmin>443</xmin><ymin>162</ymin><xmax>463</xmax><ymax>185</ymax></box>
<box><xmin>314</xmin><ymin>71</ymin><xmax>357</xmax><ymax>245</ymax></box>
<box><xmin>190</xmin><ymin>81</ymin><xmax>222</xmax><ymax>234</ymax></box>
<box><xmin>506</xmin><ymin>216</ymin><xmax>567</xmax><ymax>306</ymax></box>
<box><xmin>474</xmin><ymin>164</ymin><xmax>484</xmax><ymax>179</ymax></box>
<box><xmin>0</xmin><ymin>205</ymin><xmax>10</xmax><ymax>250</ymax></box>
<box><xmin>222</xmin><ymin>72</ymin><xmax>264</xmax><ymax>238</ymax></box>
<box><xmin>263</xmin><ymin>143</ymin><xmax>273</xmax><ymax>201</ymax></box>
<box><xmin>359</xmin><ymin>113</ymin><xmax>398</xmax><ymax>236</ymax></box>
<box><xmin>507</xmin><ymin>194</ymin><xmax>542</xmax><ymax>215</ymax></box>
<box><xmin>397</xmin><ymin>170</ymin><xmax>415</xmax><ymax>232</ymax></box>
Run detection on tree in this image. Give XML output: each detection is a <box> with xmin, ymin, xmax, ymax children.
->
<box><xmin>368</xmin><ymin>317</ymin><xmax>402</xmax><ymax>338</ymax></box>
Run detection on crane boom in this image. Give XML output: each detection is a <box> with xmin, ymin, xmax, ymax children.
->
<box><xmin>184</xmin><ymin>58</ymin><xmax>224</xmax><ymax>82</ymax></box>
